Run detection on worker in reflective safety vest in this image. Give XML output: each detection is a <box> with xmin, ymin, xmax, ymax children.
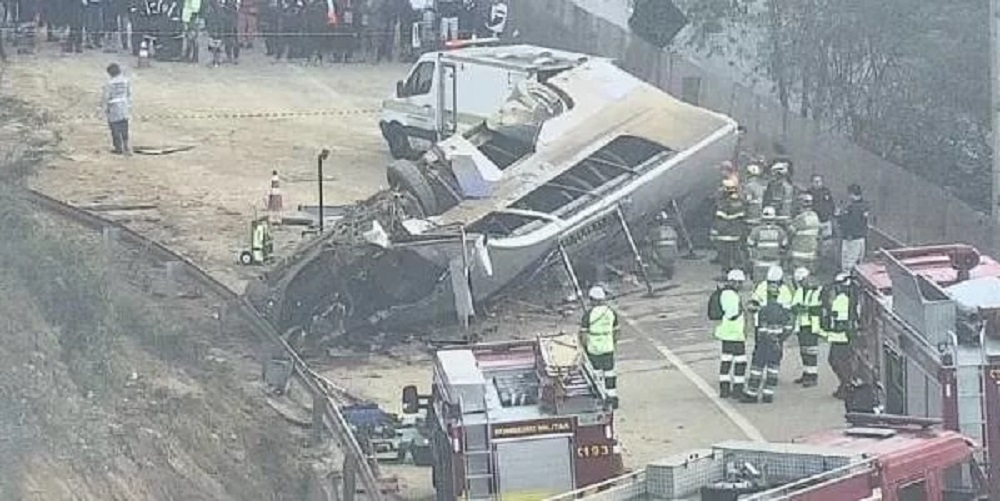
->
<box><xmin>713</xmin><ymin>269</ymin><xmax>747</xmax><ymax>399</ymax></box>
<box><xmin>251</xmin><ymin>218</ymin><xmax>273</xmax><ymax>264</ymax></box>
<box><xmin>823</xmin><ymin>273</ymin><xmax>854</xmax><ymax>400</ymax></box>
<box><xmin>580</xmin><ymin>285</ymin><xmax>620</xmax><ymax>409</ymax></box>
<box><xmin>787</xmin><ymin>193</ymin><xmax>821</xmax><ymax>274</ymax></box>
<box><xmin>712</xmin><ymin>178</ymin><xmax>746</xmax><ymax>275</ymax></box>
<box><xmin>744</xmin><ymin>266</ymin><xmax>794</xmax><ymax>404</ymax></box>
<box><xmin>791</xmin><ymin>267</ymin><xmax>823</xmax><ymax>387</ymax></box>
<box><xmin>648</xmin><ymin>211</ymin><xmax>678</xmax><ymax>280</ymax></box>
<box><xmin>747</xmin><ymin>206</ymin><xmax>787</xmax><ymax>283</ymax></box>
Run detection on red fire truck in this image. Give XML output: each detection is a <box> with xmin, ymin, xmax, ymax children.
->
<box><xmin>401</xmin><ymin>334</ymin><xmax>624</xmax><ymax>501</ymax></box>
<box><xmin>559</xmin><ymin>413</ymin><xmax>983</xmax><ymax>501</ymax></box>
<box><xmin>853</xmin><ymin>244</ymin><xmax>1000</xmax><ymax>498</ymax></box>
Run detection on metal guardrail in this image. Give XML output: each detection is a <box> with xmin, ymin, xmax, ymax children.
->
<box><xmin>20</xmin><ymin>188</ymin><xmax>391</xmax><ymax>501</ymax></box>
<box><xmin>742</xmin><ymin>458</ymin><xmax>876</xmax><ymax>500</ymax></box>
<box><xmin>543</xmin><ymin>470</ymin><xmax>646</xmax><ymax>501</ymax></box>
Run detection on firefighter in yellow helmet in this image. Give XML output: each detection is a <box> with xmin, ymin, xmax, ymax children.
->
<box><xmin>712</xmin><ymin>177</ymin><xmax>746</xmax><ymax>275</ymax></box>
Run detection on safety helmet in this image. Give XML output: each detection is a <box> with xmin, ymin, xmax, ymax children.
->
<box><xmin>726</xmin><ymin>269</ymin><xmax>746</xmax><ymax>282</ymax></box>
<box><xmin>746</xmin><ymin>164</ymin><xmax>762</xmax><ymax>177</ymax></box>
<box><xmin>656</xmin><ymin>211</ymin><xmax>671</xmax><ymax>222</ymax></box>
<box><xmin>761</xmin><ymin>206</ymin><xmax>776</xmax><ymax>219</ymax></box>
<box><xmin>722</xmin><ymin>177</ymin><xmax>738</xmax><ymax>190</ymax></box>
<box><xmin>766</xmin><ymin>265</ymin><xmax>783</xmax><ymax>282</ymax></box>
<box><xmin>771</xmin><ymin>162</ymin><xmax>789</xmax><ymax>175</ymax></box>
<box><xmin>588</xmin><ymin>285</ymin><xmax>607</xmax><ymax>301</ymax></box>
<box><xmin>835</xmin><ymin>272</ymin><xmax>851</xmax><ymax>283</ymax></box>
<box><xmin>793</xmin><ymin>267</ymin><xmax>810</xmax><ymax>282</ymax></box>
<box><xmin>798</xmin><ymin>193</ymin><xmax>813</xmax><ymax>205</ymax></box>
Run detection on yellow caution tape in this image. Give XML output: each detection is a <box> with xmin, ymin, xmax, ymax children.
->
<box><xmin>61</xmin><ymin>108</ymin><xmax>380</xmax><ymax>122</ymax></box>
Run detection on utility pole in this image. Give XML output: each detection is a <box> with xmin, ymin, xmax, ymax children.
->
<box><xmin>992</xmin><ymin>0</ymin><xmax>1000</xmax><ymax>251</ymax></box>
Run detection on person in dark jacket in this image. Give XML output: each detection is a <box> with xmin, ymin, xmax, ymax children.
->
<box><xmin>65</xmin><ymin>0</ymin><xmax>86</xmax><ymax>52</ymax></box>
<box><xmin>220</xmin><ymin>0</ymin><xmax>238</xmax><ymax>62</ymax></box>
<box><xmin>808</xmin><ymin>174</ymin><xmax>835</xmax><ymax>263</ymax></box>
<box><xmin>836</xmin><ymin>183</ymin><xmax>869</xmax><ymax>272</ymax></box>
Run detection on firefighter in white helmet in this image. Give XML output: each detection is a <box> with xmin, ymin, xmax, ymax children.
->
<box><xmin>743</xmin><ymin>265</ymin><xmax>793</xmax><ymax>403</ymax></box>
<box><xmin>746</xmin><ymin>206</ymin><xmax>788</xmax><ymax>283</ymax></box>
<box><xmin>765</xmin><ymin>161</ymin><xmax>796</xmax><ymax>227</ymax></box>
<box><xmin>742</xmin><ymin>164</ymin><xmax>767</xmax><ymax>228</ymax></box>
<box><xmin>580</xmin><ymin>285</ymin><xmax>619</xmax><ymax>408</ymax></box>
<box><xmin>787</xmin><ymin>193</ymin><xmax>821</xmax><ymax>274</ymax></box>
<box><xmin>791</xmin><ymin>267</ymin><xmax>823</xmax><ymax>387</ymax></box>
<box><xmin>709</xmin><ymin>269</ymin><xmax>748</xmax><ymax>399</ymax></box>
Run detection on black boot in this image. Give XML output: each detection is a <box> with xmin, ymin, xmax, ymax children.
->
<box><xmin>793</xmin><ymin>374</ymin><xmax>807</xmax><ymax>384</ymax></box>
<box><xmin>761</xmin><ymin>394</ymin><xmax>774</xmax><ymax>404</ymax></box>
<box><xmin>802</xmin><ymin>374</ymin><xmax>818</xmax><ymax>388</ymax></box>
<box><xmin>740</xmin><ymin>392</ymin><xmax>758</xmax><ymax>404</ymax></box>
<box><xmin>719</xmin><ymin>383</ymin><xmax>731</xmax><ymax>399</ymax></box>
<box><xmin>731</xmin><ymin>384</ymin><xmax>744</xmax><ymax>399</ymax></box>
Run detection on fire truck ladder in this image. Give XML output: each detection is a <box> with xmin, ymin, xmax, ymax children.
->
<box><xmin>460</xmin><ymin>398</ymin><xmax>496</xmax><ymax>501</ymax></box>
<box><xmin>957</xmin><ymin>359</ymin><xmax>989</xmax><ymax>473</ymax></box>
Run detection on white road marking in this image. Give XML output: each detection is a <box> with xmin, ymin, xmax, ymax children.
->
<box><xmin>621</xmin><ymin>316</ymin><xmax>766</xmax><ymax>442</ymax></box>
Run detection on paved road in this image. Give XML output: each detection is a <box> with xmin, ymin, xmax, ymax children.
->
<box><xmin>610</xmin><ymin>256</ymin><xmax>845</xmax><ymax>468</ymax></box>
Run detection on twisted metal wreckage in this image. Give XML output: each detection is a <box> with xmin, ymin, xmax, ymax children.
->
<box><xmin>247</xmin><ymin>58</ymin><xmax>740</xmax><ymax>344</ymax></box>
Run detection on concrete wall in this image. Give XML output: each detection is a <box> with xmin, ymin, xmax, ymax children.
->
<box><xmin>508</xmin><ymin>0</ymin><xmax>996</xmax><ymax>253</ymax></box>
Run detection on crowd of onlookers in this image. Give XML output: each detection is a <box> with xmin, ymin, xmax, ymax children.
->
<box><xmin>0</xmin><ymin>0</ymin><xmax>508</xmax><ymax>64</ymax></box>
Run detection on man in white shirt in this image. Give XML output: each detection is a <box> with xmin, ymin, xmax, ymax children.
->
<box><xmin>102</xmin><ymin>63</ymin><xmax>133</xmax><ymax>155</ymax></box>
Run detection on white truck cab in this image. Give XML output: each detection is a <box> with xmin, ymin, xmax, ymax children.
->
<box><xmin>378</xmin><ymin>43</ymin><xmax>593</xmax><ymax>159</ymax></box>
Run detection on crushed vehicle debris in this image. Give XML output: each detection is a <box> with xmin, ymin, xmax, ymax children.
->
<box><xmin>250</xmin><ymin>55</ymin><xmax>739</xmax><ymax>342</ymax></box>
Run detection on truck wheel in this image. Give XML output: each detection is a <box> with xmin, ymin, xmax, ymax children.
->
<box><xmin>387</xmin><ymin>159</ymin><xmax>439</xmax><ymax>217</ymax></box>
<box><xmin>386</xmin><ymin>123</ymin><xmax>413</xmax><ymax>160</ymax></box>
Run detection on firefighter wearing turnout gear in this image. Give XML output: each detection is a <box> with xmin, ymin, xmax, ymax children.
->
<box><xmin>648</xmin><ymin>211</ymin><xmax>678</xmax><ymax>280</ymax></box>
<box><xmin>712</xmin><ymin>178</ymin><xmax>746</xmax><ymax>275</ymax></box>
<box><xmin>743</xmin><ymin>266</ymin><xmax>794</xmax><ymax>403</ymax></box>
<box><xmin>746</xmin><ymin>207</ymin><xmax>787</xmax><ymax>283</ymax></box>
<box><xmin>712</xmin><ymin>269</ymin><xmax>747</xmax><ymax>399</ymax></box>
<box><xmin>791</xmin><ymin>267</ymin><xmax>823</xmax><ymax>387</ymax></box>
<box><xmin>580</xmin><ymin>286</ymin><xmax>619</xmax><ymax>409</ymax></box>
<box><xmin>787</xmin><ymin>193</ymin><xmax>821</xmax><ymax>274</ymax></box>
<box><xmin>764</xmin><ymin>161</ymin><xmax>795</xmax><ymax>227</ymax></box>
<box><xmin>823</xmin><ymin>273</ymin><xmax>855</xmax><ymax>400</ymax></box>
<box><xmin>742</xmin><ymin>164</ymin><xmax>767</xmax><ymax>228</ymax></box>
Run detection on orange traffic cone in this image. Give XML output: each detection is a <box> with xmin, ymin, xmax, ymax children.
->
<box><xmin>266</xmin><ymin>170</ymin><xmax>283</xmax><ymax>225</ymax></box>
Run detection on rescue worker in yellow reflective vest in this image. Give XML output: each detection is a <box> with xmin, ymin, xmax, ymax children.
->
<box><xmin>713</xmin><ymin>269</ymin><xmax>747</xmax><ymax>399</ymax></box>
<box><xmin>747</xmin><ymin>207</ymin><xmax>787</xmax><ymax>283</ymax></box>
<box><xmin>765</xmin><ymin>161</ymin><xmax>796</xmax><ymax>228</ymax></box>
<box><xmin>649</xmin><ymin>211</ymin><xmax>678</xmax><ymax>280</ymax></box>
<box><xmin>791</xmin><ymin>267</ymin><xmax>823</xmax><ymax>387</ymax></box>
<box><xmin>580</xmin><ymin>285</ymin><xmax>619</xmax><ymax>409</ymax></box>
<box><xmin>251</xmin><ymin>218</ymin><xmax>273</xmax><ymax>264</ymax></box>
<box><xmin>787</xmin><ymin>193</ymin><xmax>821</xmax><ymax>274</ymax></box>
<box><xmin>823</xmin><ymin>273</ymin><xmax>855</xmax><ymax>400</ymax></box>
<box><xmin>712</xmin><ymin>178</ymin><xmax>746</xmax><ymax>275</ymax></box>
<box><xmin>743</xmin><ymin>265</ymin><xmax>794</xmax><ymax>404</ymax></box>
<box><xmin>742</xmin><ymin>163</ymin><xmax>767</xmax><ymax>228</ymax></box>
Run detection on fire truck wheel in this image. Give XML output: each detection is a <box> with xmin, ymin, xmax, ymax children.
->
<box><xmin>387</xmin><ymin>159</ymin><xmax>439</xmax><ymax>217</ymax></box>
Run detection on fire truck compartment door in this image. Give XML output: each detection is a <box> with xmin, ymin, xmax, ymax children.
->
<box><xmin>495</xmin><ymin>436</ymin><xmax>574</xmax><ymax>501</ymax></box>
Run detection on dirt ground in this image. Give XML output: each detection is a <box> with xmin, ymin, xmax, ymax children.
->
<box><xmin>3</xmin><ymin>45</ymin><xmax>408</xmax><ymax>292</ymax></box>
<box><xmin>0</xmin><ymin>94</ymin><xmax>325</xmax><ymax>501</ymax></box>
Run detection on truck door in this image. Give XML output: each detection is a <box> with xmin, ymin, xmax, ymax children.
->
<box><xmin>884</xmin><ymin>343</ymin><xmax>907</xmax><ymax>415</ymax></box>
<box><xmin>394</xmin><ymin>60</ymin><xmax>437</xmax><ymax>147</ymax></box>
<box><xmin>437</xmin><ymin>61</ymin><xmax>458</xmax><ymax>138</ymax></box>
<box><xmin>495</xmin><ymin>437</ymin><xmax>574</xmax><ymax>501</ymax></box>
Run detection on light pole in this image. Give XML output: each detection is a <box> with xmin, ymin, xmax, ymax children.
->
<box><xmin>992</xmin><ymin>0</ymin><xmax>1000</xmax><ymax>251</ymax></box>
<box><xmin>318</xmin><ymin>149</ymin><xmax>330</xmax><ymax>233</ymax></box>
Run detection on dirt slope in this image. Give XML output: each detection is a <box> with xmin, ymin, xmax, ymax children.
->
<box><xmin>0</xmin><ymin>95</ymin><xmax>316</xmax><ymax>500</ymax></box>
